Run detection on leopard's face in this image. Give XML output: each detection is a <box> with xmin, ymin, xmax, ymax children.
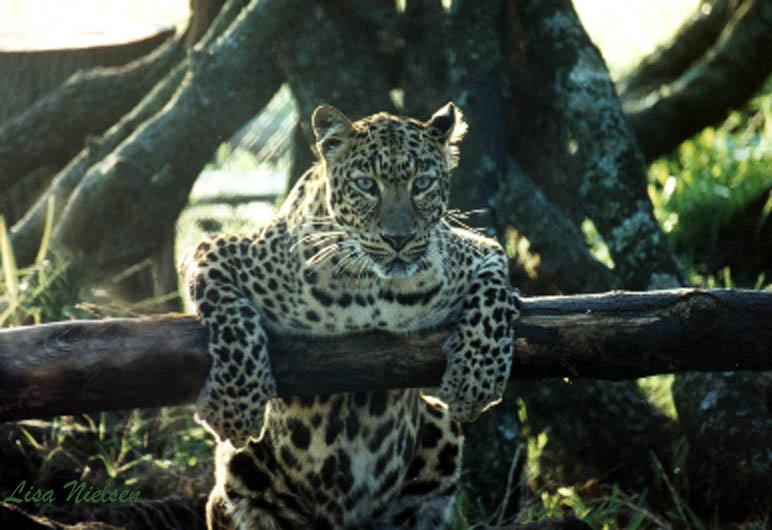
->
<box><xmin>312</xmin><ymin>103</ymin><xmax>467</xmax><ymax>278</ymax></box>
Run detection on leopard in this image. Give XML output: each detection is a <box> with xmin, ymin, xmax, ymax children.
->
<box><xmin>181</xmin><ymin>102</ymin><xmax>518</xmax><ymax>529</ymax></box>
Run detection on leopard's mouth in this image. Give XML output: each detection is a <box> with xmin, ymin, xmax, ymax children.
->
<box><xmin>384</xmin><ymin>257</ymin><xmax>411</xmax><ymax>274</ymax></box>
<box><xmin>359</xmin><ymin>239</ymin><xmax>429</xmax><ymax>278</ymax></box>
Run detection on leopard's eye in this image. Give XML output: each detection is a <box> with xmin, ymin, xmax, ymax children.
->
<box><xmin>412</xmin><ymin>176</ymin><xmax>434</xmax><ymax>193</ymax></box>
<box><xmin>353</xmin><ymin>177</ymin><xmax>378</xmax><ymax>195</ymax></box>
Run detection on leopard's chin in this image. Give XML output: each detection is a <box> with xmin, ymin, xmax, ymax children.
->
<box><xmin>372</xmin><ymin>257</ymin><xmax>421</xmax><ymax>279</ymax></box>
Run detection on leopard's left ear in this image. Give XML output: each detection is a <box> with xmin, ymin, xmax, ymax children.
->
<box><xmin>425</xmin><ymin>102</ymin><xmax>468</xmax><ymax>145</ymax></box>
<box><xmin>312</xmin><ymin>104</ymin><xmax>354</xmax><ymax>160</ymax></box>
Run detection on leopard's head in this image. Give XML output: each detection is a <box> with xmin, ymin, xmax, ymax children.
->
<box><xmin>311</xmin><ymin>102</ymin><xmax>467</xmax><ymax>278</ymax></box>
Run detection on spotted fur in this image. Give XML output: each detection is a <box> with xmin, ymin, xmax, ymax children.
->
<box><xmin>182</xmin><ymin>102</ymin><xmax>518</xmax><ymax>529</ymax></box>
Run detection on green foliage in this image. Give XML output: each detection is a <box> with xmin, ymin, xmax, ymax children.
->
<box><xmin>0</xmin><ymin>200</ymin><xmax>83</xmax><ymax>325</ymax></box>
<box><xmin>648</xmin><ymin>84</ymin><xmax>772</xmax><ymax>287</ymax></box>
<box><xmin>8</xmin><ymin>408</ymin><xmax>213</xmax><ymax>523</ymax></box>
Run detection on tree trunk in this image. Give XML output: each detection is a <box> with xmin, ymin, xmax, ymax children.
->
<box><xmin>462</xmin><ymin>1</ymin><xmax>687</xmax><ymax>516</ymax></box>
<box><xmin>672</xmin><ymin>371</ymin><xmax>772</xmax><ymax>518</ymax></box>
<box><xmin>619</xmin><ymin>0</ymin><xmax>743</xmax><ymax>99</ymax></box>
<box><xmin>513</xmin><ymin>0</ymin><xmax>685</xmax><ymax>290</ymax></box>
<box><xmin>9</xmin><ymin>61</ymin><xmax>188</xmax><ymax>267</ymax></box>
<box><xmin>275</xmin><ymin>2</ymin><xmax>396</xmax><ymax>189</ymax></box>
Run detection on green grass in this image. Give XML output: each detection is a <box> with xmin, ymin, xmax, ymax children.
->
<box><xmin>7</xmin><ymin>409</ymin><xmax>213</xmax><ymax>524</ymax></box>
<box><xmin>648</xmin><ymin>82</ymin><xmax>772</xmax><ymax>289</ymax></box>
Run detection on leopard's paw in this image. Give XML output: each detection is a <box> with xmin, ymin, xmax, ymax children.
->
<box><xmin>194</xmin><ymin>372</ymin><xmax>276</xmax><ymax>447</ymax></box>
<box><xmin>438</xmin><ymin>306</ymin><xmax>514</xmax><ymax>422</ymax></box>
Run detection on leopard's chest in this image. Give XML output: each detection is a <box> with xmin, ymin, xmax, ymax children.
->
<box><xmin>301</xmin><ymin>282</ymin><xmax>457</xmax><ymax>333</ymax></box>
<box><xmin>265</xmin><ymin>389</ymin><xmax>421</xmax><ymax>524</ymax></box>
<box><xmin>257</xmin><ymin>253</ymin><xmax>466</xmax><ymax>336</ymax></box>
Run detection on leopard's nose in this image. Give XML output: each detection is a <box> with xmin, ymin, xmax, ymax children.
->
<box><xmin>381</xmin><ymin>232</ymin><xmax>415</xmax><ymax>251</ymax></box>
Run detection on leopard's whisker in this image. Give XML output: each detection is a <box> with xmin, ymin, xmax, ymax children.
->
<box><xmin>442</xmin><ymin>209</ymin><xmax>487</xmax><ymax>237</ymax></box>
<box><xmin>446</xmin><ymin>208</ymin><xmax>486</xmax><ymax>220</ymax></box>
<box><xmin>296</xmin><ymin>232</ymin><xmax>344</xmax><ymax>245</ymax></box>
<box><xmin>292</xmin><ymin>236</ymin><xmax>333</xmax><ymax>253</ymax></box>
<box><xmin>346</xmin><ymin>253</ymin><xmax>368</xmax><ymax>280</ymax></box>
<box><xmin>299</xmin><ymin>228</ymin><xmax>345</xmax><ymax>236</ymax></box>
<box><xmin>291</xmin><ymin>231</ymin><xmax>347</xmax><ymax>252</ymax></box>
<box><xmin>306</xmin><ymin>243</ymin><xmax>340</xmax><ymax>266</ymax></box>
<box><xmin>355</xmin><ymin>255</ymin><xmax>372</xmax><ymax>279</ymax></box>
<box><xmin>333</xmin><ymin>253</ymin><xmax>359</xmax><ymax>277</ymax></box>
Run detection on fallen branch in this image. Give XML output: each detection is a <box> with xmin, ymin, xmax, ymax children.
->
<box><xmin>0</xmin><ymin>288</ymin><xmax>770</xmax><ymax>422</ymax></box>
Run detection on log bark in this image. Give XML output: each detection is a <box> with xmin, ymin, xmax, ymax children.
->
<box><xmin>0</xmin><ymin>288</ymin><xmax>770</xmax><ymax>422</ymax></box>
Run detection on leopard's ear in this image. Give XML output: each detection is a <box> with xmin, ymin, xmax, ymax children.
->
<box><xmin>425</xmin><ymin>102</ymin><xmax>468</xmax><ymax>145</ymax></box>
<box><xmin>312</xmin><ymin>104</ymin><xmax>354</xmax><ymax>160</ymax></box>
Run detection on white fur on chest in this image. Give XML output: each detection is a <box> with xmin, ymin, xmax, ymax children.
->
<box><xmin>262</xmin><ymin>243</ymin><xmax>464</xmax><ymax>335</ymax></box>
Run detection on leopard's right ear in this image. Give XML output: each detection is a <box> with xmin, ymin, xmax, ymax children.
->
<box><xmin>312</xmin><ymin>104</ymin><xmax>353</xmax><ymax>160</ymax></box>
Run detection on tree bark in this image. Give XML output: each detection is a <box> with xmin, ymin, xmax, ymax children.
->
<box><xmin>619</xmin><ymin>0</ymin><xmax>743</xmax><ymax>99</ymax></box>
<box><xmin>514</xmin><ymin>0</ymin><xmax>686</xmax><ymax>291</ymax></box>
<box><xmin>8</xmin><ymin>0</ymin><xmax>248</xmax><ymax>268</ymax></box>
<box><xmin>274</xmin><ymin>1</ymin><xmax>396</xmax><ymax>187</ymax></box>
<box><xmin>495</xmin><ymin>159</ymin><xmax>622</xmax><ymax>293</ymax></box>
<box><xmin>0</xmin><ymin>288</ymin><xmax>770</xmax><ymax>421</ymax></box>
<box><xmin>625</xmin><ymin>0</ymin><xmax>772</xmax><ymax>162</ymax></box>
<box><xmin>0</xmin><ymin>34</ymin><xmax>183</xmax><ymax>195</ymax></box>
<box><xmin>8</xmin><ymin>62</ymin><xmax>187</xmax><ymax>267</ymax></box>
<box><xmin>49</xmin><ymin>0</ymin><xmax>295</xmax><ymax>277</ymax></box>
<box><xmin>672</xmin><ymin>371</ymin><xmax>772</xmax><ymax>518</ymax></box>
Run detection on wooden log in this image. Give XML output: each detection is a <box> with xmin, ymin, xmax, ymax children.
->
<box><xmin>0</xmin><ymin>288</ymin><xmax>770</xmax><ymax>422</ymax></box>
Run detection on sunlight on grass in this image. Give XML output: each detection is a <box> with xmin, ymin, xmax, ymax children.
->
<box><xmin>581</xmin><ymin>218</ymin><xmax>615</xmax><ymax>269</ymax></box>
<box><xmin>638</xmin><ymin>375</ymin><xmax>676</xmax><ymax>419</ymax></box>
<box><xmin>648</xmin><ymin>83</ymin><xmax>772</xmax><ymax>287</ymax></box>
<box><xmin>0</xmin><ymin>216</ymin><xmax>20</xmax><ymax>324</ymax></box>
